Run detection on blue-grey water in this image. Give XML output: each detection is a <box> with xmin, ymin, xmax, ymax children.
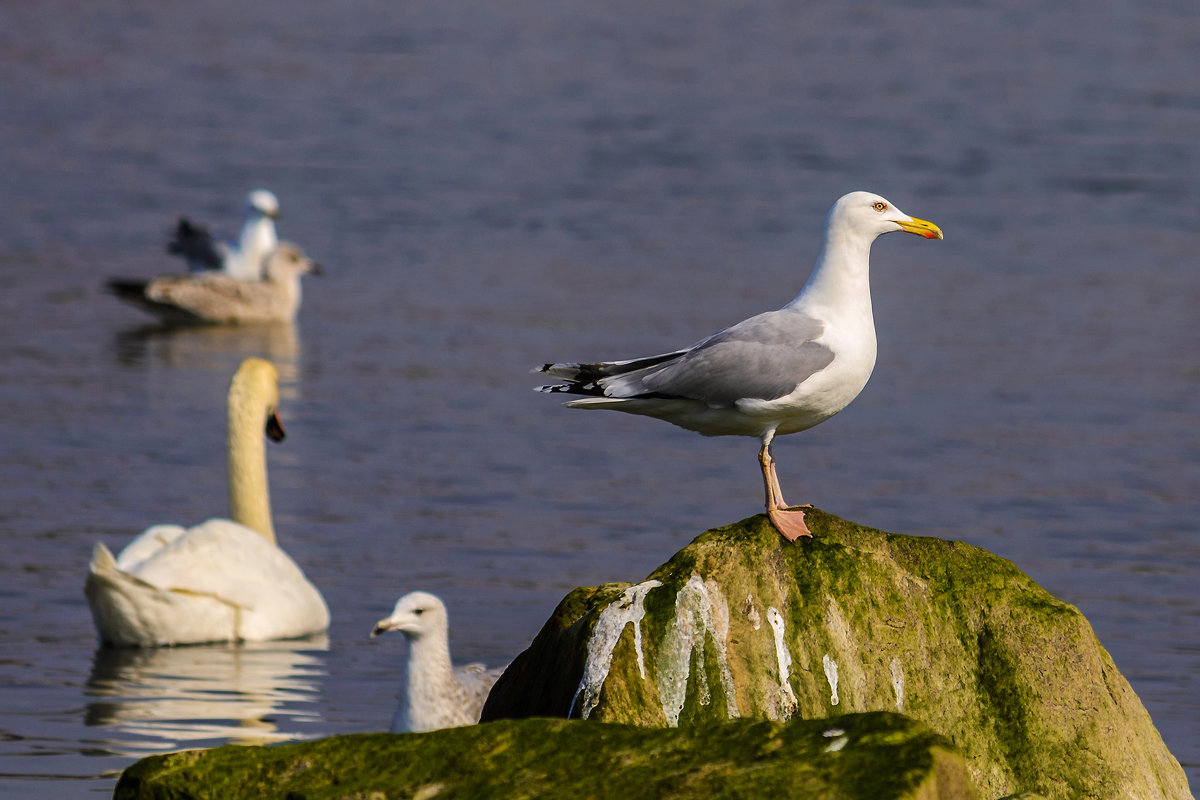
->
<box><xmin>1</xmin><ymin>1</ymin><xmax>1197</xmax><ymax>796</ymax></box>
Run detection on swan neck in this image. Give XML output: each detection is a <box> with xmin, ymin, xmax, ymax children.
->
<box><xmin>227</xmin><ymin>391</ymin><xmax>275</xmax><ymax>545</ymax></box>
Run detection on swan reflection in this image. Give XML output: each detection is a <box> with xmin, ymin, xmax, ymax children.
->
<box><xmin>84</xmin><ymin>637</ymin><xmax>328</xmax><ymax>756</ymax></box>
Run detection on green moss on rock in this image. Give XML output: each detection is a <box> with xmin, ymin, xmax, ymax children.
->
<box><xmin>481</xmin><ymin>510</ymin><xmax>1191</xmax><ymax>800</ymax></box>
<box><xmin>115</xmin><ymin>713</ymin><xmax>977</xmax><ymax>800</ymax></box>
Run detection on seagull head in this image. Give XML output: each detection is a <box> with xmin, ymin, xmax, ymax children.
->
<box><xmin>831</xmin><ymin>191</ymin><xmax>943</xmax><ymax>241</ymax></box>
<box><xmin>263</xmin><ymin>242</ymin><xmax>321</xmax><ymax>280</ymax></box>
<box><xmin>245</xmin><ymin>189</ymin><xmax>281</xmax><ymax>221</ymax></box>
<box><xmin>370</xmin><ymin>591</ymin><xmax>448</xmax><ymax>641</ymax></box>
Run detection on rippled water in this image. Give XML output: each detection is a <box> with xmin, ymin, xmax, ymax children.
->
<box><xmin>1</xmin><ymin>1</ymin><xmax>1197</xmax><ymax>796</ymax></box>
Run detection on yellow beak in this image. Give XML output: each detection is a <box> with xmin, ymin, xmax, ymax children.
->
<box><xmin>896</xmin><ymin>216</ymin><xmax>944</xmax><ymax>240</ymax></box>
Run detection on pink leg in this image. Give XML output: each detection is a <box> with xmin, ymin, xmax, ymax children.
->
<box><xmin>757</xmin><ymin>434</ymin><xmax>812</xmax><ymax>541</ymax></box>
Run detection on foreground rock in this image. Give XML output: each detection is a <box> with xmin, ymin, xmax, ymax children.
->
<box><xmin>481</xmin><ymin>509</ymin><xmax>1190</xmax><ymax>800</ymax></box>
<box><xmin>114</xmin><ymin>713</ymin><xmax>978</xmax><ymax>800</ymax></box>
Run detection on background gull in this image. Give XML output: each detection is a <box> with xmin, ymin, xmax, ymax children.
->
<box><xmin>167</xmin><ymin>189</ymin><xmax>281</xmax><ymax>281</ymax></box>
<box><xmin>370</xmin><ymin>591</ymin><xmax>506</xmax><ymax>733</ymax></box>
<box><xmin>538</xmin><ymin>191</ymin><xmax>943</xmax><ymax>542</ymax></box>
<box><xmin>107</xmin><ymin>242</ymin><xmax>320</xmax><ymax>325</ymax></box>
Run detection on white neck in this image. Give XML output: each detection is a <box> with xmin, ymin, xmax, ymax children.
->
<box><xmin>786</xmin><ymin>221</ymin><xmax>875</xmax><ymax>323</ymax></box>
<box><xmin>400</xmin><ymin>633</ymin><xmax>457</xmax><ymax>729</ymax></box>
<box><xmin>237</xmin><ymin>217</ymin><xmax>277</xmax><ymax>279</ymax></box>
<box><xmin>226</xmin><ymin>393</ymin><xmax>275</xmax><ymax>544</ymax></box>
<box><xmin>264</xmin><ymin>266</ymin><xmax>304</xmax><ymax>319</ymax></box>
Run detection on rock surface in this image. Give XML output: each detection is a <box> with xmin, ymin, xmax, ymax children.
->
<box><xmin>113</xmin><ymin>713</ymin><xmax>978</xmax><ymax>800</ymax></box>
<box><xmin>481</xmin><ymin>509</ymin><xmax>1190</xmax><ymax>800</ymax></box>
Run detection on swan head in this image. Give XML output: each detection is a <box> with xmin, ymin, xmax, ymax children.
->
<box><xmin>245</xmin><ymin>189</ymin><xmax>281</xmax><ymax>220</ymax></box>
<box><xmin>264</xmin><ymin>242</ymin><xmax>322</xmax><ymax>282</ymax></box>
<box><xmin>828</xmin><ymin>191</ymin><xmax>943</xmax><ymax>242</ymax></box>
<box><xmin>229</xmin><ymin>358</ymin><xmax>284</xmax><ymax>441</ymax></box>
<box><xmin>370</xmin><ymin>591</ymin><xmax>448</xmax><ymax>641</ymax></box>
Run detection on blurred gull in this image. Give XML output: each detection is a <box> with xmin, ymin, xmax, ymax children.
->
<box><xmin>107</xmin><ymin>242</ymin><xmax>320</xmax><ymax>325</ymax></box>
<box><xmin>537</xmin><ymin>191</ymin><xmax>943</xmax><ymax>542</ymax></box>
<box><xmin>371</xmin><ymin>591</ymin><xmax>505</xmax><ymax>733</ymax></box>
<box><xmin>168</xmin><ymin>189</ymin><xmax>281</xmax><ymax>281</ymax></box>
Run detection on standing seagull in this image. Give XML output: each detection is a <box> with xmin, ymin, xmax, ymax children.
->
<box><xmin>536</xmin><ymin>191</ymin><xmax>942</xmax><ymax>542</ymax></box>
<box><xmin>167</xmin><ymin>189</ymin><xmax>281</xmax><ymax>281</ymax></box>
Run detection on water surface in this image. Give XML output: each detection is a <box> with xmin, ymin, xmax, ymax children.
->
<box><xmin>0</xmin><ymin>0</ymin><xmax>1196</xmax><ymax>796</ymax></box>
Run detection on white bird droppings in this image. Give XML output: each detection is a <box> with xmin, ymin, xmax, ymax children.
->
<box><xmin>824</xmin><ymin>735</ymin><xmax>849</xmax><ymax>753</ymax></box>
<box><xmin>766</xmin><ymin>607</ymin><xmax>797</xmax><ymax>718</ymax></box>
<box><xmin>658</xmin><ymin>575</ymin><xmax>740</xmax><ymax>725</ymax></box>
<box><xmin>744</xmin><ymin>595</ymin><xmax>761</xmax><ymax>630</ymax></box>
<box><xmin>890</xmin><ymin>658</ymin><xmax>905</xmax><ymax>711</ymax></box>
<box><xmin>823</xmin><ymin>653</ymin><xmax>840</xmax><ymax>706</ymax></box>
<box><xmin>570</xmin><ymin>579</ymin><xmax>661</xmax><ymax>719</ymax></box>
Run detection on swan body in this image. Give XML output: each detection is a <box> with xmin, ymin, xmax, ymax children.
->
<box><xmin>108</xmin><ymin>242</ymin><xmax>319</xmax><ymax>325</ymax></box>
<box><xmin>85</xmin><ymin>359</ymin><xmax>329</xmax><ymax>647</ymax></box>
<box><xmin>168</xmin><ymin>189</ymin><xmax>281</xmax><ymax>281</ymax></box>
<box><xmin>87</xmin><ymin>520</ymin><xmax>329</xmax><ymax>646</ymax></box>
<box><xmin>370</xmin><ymin>591</ymin><xmax>504</xmax><ymax>733</ymax></box>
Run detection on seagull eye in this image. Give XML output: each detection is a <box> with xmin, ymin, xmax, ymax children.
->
<box><xmin>872</xmin><ymin>201</ymin><xmax>888</xmax><ymax>212</ymax></box>
<box><xmin>413</xmin><ymin>608</ymin><xmax>425</xmax><ymax>616</ymax></box>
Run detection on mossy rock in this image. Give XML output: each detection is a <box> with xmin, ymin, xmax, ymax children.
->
<box><xmin>481</xmin><ymin>510</ymin><xmax>1190</xmax><ymax>800</ymax></box>
<box><xmin>113</xmin><ymin>713</ymin><xmax>978</xmax><ymax>800</ymax></box>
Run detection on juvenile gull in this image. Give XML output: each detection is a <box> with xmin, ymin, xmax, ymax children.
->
<box><xmin>537</xmin><ymin>191</ymin><xmax>942</xmax><ymax>542</ymax></box>
<box><xmin>107</xmin><ymin>242</ymin><xmax>319</xmax><ymax>325</ymax></box>
<box><xmin>370</xmin><ymin>591</ymin><xmax>505</xmax><ymax>733</ymax></box>
<box><xmin>168</xmin><ymin>189</ymin><xmax>281</xmax><ymax>281</ymax></box>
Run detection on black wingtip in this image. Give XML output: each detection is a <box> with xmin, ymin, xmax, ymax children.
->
<box><xmin>166</xmin><ymin>217</ymin><xmax>201</xmax><ymax>254</ymax></box>
<box><xmin>105</xmin><ymin>278</ymin><xmax>149</xmax><ymax>299</ymax></box>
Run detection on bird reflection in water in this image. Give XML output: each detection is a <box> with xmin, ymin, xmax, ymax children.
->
<box><xmin>83</xmin><ymin>636</ymin><xmax>328</xmax><ymax>757</ymax></box>
<box><xmin>112</xmin><ymin>322</ymin><xmax>302</xmax><ymax>397</ymax></box>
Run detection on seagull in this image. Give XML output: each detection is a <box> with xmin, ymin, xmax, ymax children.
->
<box><xmin>107</xmin><ymin>242</ymin><xmax>320</xmax><ymax>325</ymax></box>
<box><xmin>370</xmin><ymin>591</ymin><xmax>506</xmax><ymax>733</ymax></box>
<box><xmin>167</xmin><ymin>189</ymin><xmax>281</xmax><ymax>281</ymax></box>
<box><xmin>536</xmin><ymin>191</ymin><xmax>943</xmax><ymax>542</ymax></box>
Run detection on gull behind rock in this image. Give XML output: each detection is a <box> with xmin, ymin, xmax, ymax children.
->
<box><xmin>371</xmin><ymin>591</ymin><xmax>505</xmax><ymax>733</ymax></box>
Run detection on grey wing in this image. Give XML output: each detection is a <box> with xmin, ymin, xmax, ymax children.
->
<box><xmin>611</xmin><ymin>309</ymin><xmax>834</xmax><ymax>405</ymax></box>
<box><xmin>167</xmin><ymin>218</ymin><xmax>228</xmax><ymax>272</ymax></box>
<box><xmin>456</xmin><ymin>663</ymin><xmax>507</xmax><ymax>719</ymax></box>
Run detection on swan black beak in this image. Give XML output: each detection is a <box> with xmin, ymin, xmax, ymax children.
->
<box><xmin>265</xmin><ymin>410</ymin><xmax>286</xmax><ymax>443</ymax></box>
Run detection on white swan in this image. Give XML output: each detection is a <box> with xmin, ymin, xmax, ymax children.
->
<box><xmin>370</xmin><ymin>591</ymin><xmax>505</xmax><ymax>733</ymax></box>
<box><xmin>107</xmin><ymin>242</ymin><xmax>319</xmax><ymax>325</ymax></box>
<box><xmin>167</xmin><ymin>189</ymin><xmax>281</xmax><ymax>281</ymax></box>
<box><xmin>85</xmin><ymin>358</ymin><xmax>330</xmax><ymax>647</ymax></box>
